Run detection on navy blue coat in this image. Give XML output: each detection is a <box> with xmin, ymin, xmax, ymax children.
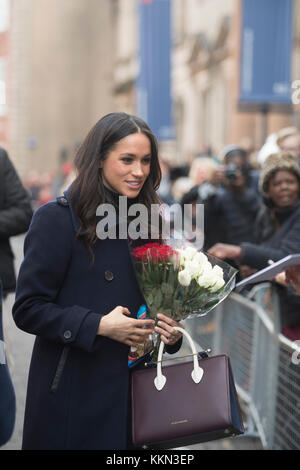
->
<box><xmin>13</xmin><ymin>189</ymin><xmax>153</xmax><ymax>450</ymax></box>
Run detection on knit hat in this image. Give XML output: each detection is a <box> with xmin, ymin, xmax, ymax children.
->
<box><xmin>259</xmin><ymin>152</ymin><xmax>300</xmax><ymax>197</ymax></box>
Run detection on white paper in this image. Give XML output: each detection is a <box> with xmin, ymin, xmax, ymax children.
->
<box><xmin>236</xmin><ymin>253</ymin><xmax>300</xmax><ymax>289</ymax></box>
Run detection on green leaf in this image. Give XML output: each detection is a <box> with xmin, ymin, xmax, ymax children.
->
<box><xmin>153</xmin><ymin>289</ymin><xmax>163</xmax><ymax>308</ymax></box>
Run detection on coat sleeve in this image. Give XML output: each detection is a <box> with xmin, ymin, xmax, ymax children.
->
<box><xmin>0</xmin><ymin>149</ymin><xmax>33</xmax><ymax>238</ymax></box>
<box><xmin>12</xmin><ymin>202</ymin><xmax>102</xmax><ymax>352</ymax></box>
<box><xmin>240</xmin><ymin>213</ymin><xmax>300</xmax><ymax>270</ymax></box>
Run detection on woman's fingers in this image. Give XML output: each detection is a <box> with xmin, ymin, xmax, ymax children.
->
<box><xmin>121</xmin><ymin>307</ymin><xmax>131</xmax><ymax>316</ymax></box>
<box><xmin>155</xmin><ymin>313</ymin><xmax>184</xmax><ymax>345</ymax></box>
<box><xmin>157</xmin><ymin>331</ymin><xmax>178</xmax><ymax>345</ymax></box>
<box><xmin>156</xmin><ymin>313</ymin><xmax>181</xmax><ymax>328</ymax></box>
<box><xmin>133</xmin><ymin>318</ymin><xmax>155</xmax><ymax>329</ymax></box>
<box><xmin>98</xmin><ymin>305</ymin><xmax>154</xmax><ymax>345</ymax></box>
<box><xmin>122</xmin><ymin>307</ymin><xmax>154</xmax><ymax>330</ymax></box>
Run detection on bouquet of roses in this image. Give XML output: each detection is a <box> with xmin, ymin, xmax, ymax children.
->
<box><xmin>131</xmin><ymin>242</ymin><xmax>237</xmax><ymax>323</ymax></box>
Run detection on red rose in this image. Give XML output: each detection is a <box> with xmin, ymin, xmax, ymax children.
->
<box><xmin>132</xmin><ymin>243</ymin><xmax>176</xmax><ymax>263</ymax></box>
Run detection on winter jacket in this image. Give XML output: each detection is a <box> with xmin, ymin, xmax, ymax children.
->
<box><xmin>197</xmin><ymin>183</ymin><xmax>261</xmax><ymax>250</ymax></box>
<box><xmin>240</xmin><ymin>201</ymin><xmax>300</xmax><ymax>327</ymax></box>
<box><xmin>0</xmin><ymin>148</ymin><xmax>33</xmax><ymax>294</ymax></box>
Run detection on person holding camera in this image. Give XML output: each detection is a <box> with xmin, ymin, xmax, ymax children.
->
<box><xmin>195</xmin><ymin>146</ymin><xmax>261</xmax><ymax>251</ymax></box>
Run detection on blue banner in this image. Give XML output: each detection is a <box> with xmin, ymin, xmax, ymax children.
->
<box><xmin>137</xmin><ymin>0</ymin><xmax>174</xmax><ymax>140</ymax></box>
<box><xmin>240</xmin><ymin>0</ymin><xmax>293</xmax><ymax>105</ymax></box>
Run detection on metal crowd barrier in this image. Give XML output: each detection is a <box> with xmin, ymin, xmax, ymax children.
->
<box><xmin>184</xmin><ymin>282</ymin><xmax>300</xmax><ymax>450</ymax></box>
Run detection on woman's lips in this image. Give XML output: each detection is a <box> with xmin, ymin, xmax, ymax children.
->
<box><xmin>125</xmin><ymin>181</ymin><xmax>143</xmax><ymax>189</ymax></box>
<box><xmin>278</xmin><ymin>193</ymin><xmax>294</xmax><ymax>203</ymax></box>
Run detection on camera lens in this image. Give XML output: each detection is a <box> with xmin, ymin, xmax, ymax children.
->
<box><xmin>225</xmin><ymin>163</ymin><xmax>238</xmax><ymax>182</ymax></box>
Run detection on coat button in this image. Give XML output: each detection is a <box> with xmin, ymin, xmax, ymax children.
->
<box><xmin>63</xmin><ymin>330</ymin><xmax>72</xmax><ymax>340</ymax></box>
<box><xmin>104</xmin><ymin>270</ymin><xmax>114</xmax><ymax>282</ymax></box>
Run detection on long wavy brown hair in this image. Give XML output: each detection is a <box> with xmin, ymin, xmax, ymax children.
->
<box><xmin>70</xmin><ymin>112</ymin><xmax>162</xmax><ymax>260</ymax></box>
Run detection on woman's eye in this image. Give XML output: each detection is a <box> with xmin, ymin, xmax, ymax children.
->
<box><xmin>121</xmin><ymin>158</ymin><xmax>133</xmax><ymax>164</ymax></box>
<box><xmin>142</xmin><ymin>158</ymin><xmax>151</xmax><ymax>165</ymax></box>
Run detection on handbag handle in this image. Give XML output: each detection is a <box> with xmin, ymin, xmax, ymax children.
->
<box><xmin>154</xmin><ymin>327</ymin><xmax>204</xmax><ymax>391</ymax></box>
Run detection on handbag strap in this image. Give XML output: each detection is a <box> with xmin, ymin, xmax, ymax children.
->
<box><xmin>154</xmin><ymin>327</ymin><xmax>204</xmax><ymax>391</ymax></box>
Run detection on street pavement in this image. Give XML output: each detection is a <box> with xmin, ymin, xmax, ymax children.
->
<box><xmin>1</xmin><ymin>235</ymin><xmax>263</xmax><ymax>451</ymax></box>
<box><xmin>1</xmin><ymin>235</ymin><xmax>35</xmax><ymax>450</ymax></box>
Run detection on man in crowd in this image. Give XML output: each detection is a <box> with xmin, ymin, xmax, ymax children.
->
<box><xmin>195</xmin><ymin>145</ymin><xmax>261</xmax><ymax>251</ymax></box>
<box><xmin>0</xmin><ymin>147</ymin><xmax>33</xmax><ymax>299</ymax></box>
<box><xmin>0</xmin><ymin>146</ymin><xmax>32</xmax><ymax>447</ymax></box>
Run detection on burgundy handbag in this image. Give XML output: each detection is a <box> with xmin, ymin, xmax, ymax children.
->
<box><xmin>131</xmin><ymin>327</ymin><xmax>244</xmax><ymax>449</ymax></box>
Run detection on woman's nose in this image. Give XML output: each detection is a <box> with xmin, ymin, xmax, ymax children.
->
<box><xmin>132</xmin><ymin>163</ymin><xmax>143</xmax><ymax>177</ymax></box>
<box><xmin>280</xmin><ymin>181</ymin><xmax>289</xmax><ymax>189</ymax></box>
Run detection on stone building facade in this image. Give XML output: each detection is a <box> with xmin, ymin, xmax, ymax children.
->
<box><xmin>2</xmin><ymin>0</ymin><xmax>300</xmax><ymax>175</ymax></box>
<box><xmin>114</xmin><ymin>0</ymin><xmax>300</xmax><ymax>163</ymax></box>
<box><xmin>6</xmin><ymin>0</ymin><xmax>116</xmax><ymax>177</ymax></box>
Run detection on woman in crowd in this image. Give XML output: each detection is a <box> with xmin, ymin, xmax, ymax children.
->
<box><xmin>12</xmin><ymin>112</ymin><xmax>183</xmax><ymax>450</ymax></box>
<box><xmin>209</xmin><ymin>152</ymin><xmax>300</xmax><ymax>340</ymax></box>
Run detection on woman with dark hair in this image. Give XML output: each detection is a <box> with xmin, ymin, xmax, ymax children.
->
<box><xmin>12</xmin><ymin>112</ymin><xmax>183</xmax><ymax>450</ymax></box>
<box><xmin>208</xmin><ymin>152</ymin><xmax>300</xmax><ymax>340</ymax></box>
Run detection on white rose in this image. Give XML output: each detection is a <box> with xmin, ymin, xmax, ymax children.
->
<box><xmin>191</xmin><ymin>252</ymin><xmax>210</xmax><ymax>276</ymax></box>
<box><xmin>180</xmin><ymin>251</ymin><xmax>208</xmax><ymax>276</ymax></box>
<box><xmin>209</xmin><ymin>276</ymin><xmax>225</xmax><ymax>293</ymax></box>
<box><xmin>186</xmin><ymin>258</ymin><xmax>204</xmax><ymax>278</ymax></box>
<box><xmin>176</xmin><ymin>249</ymin><xmax>186</xmax><ymax>266</ymax></box>
<box><xmin>185</xmin><ymin>260</ymin><xmax>200</xmax><ymax>278</ymax></box>
<box><xmin>195</xmin><ymin>252</ymin><xmax>209</xmax><ymax>264</ymax></box>
<box><xmin>197</xmin><ymin>261</ymin><xmax>215</xmax><ymax>288</ymax></box>
<box><xmin>211</xmin><ymin>265</ymin><xmax>224</xmax><ymax>278</ymax></box>
<box><xmin>183</xmin><ymin>246</ymin><xmax>198</xmax><ymax>261</ymax></box>
<box><xmin>178</xmin><ymin>269</ymin><xmax>192</xmax><ymax>287</ymax></box>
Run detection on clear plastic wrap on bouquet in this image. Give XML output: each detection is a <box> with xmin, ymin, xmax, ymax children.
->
<box><xmin>130</xmin><ymin>241</ymin><xmax>237</xmax><ymax>323</ymax></box>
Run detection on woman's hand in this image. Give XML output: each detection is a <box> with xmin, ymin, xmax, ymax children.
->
<box><xmin>97</xmin><ymin>306</ymin><xmax>155</xmax><ymax>347</ymax></box>
<box><xmin>285</xmin><ymin>265</ymin><xmax>300</xmax><ymax>295</ymax></box>
<box><xmin>208</xmin><ymin>243</ymin><xmax>242</xmax><ymax>260</ymax></box>
<box><xmin>275</xmin><ymin>271</ymin><xmax>289</xmax><ymax>287</ymax></box>
<box><xmin>154</xmin><ymin>313</ymin><xmax>184</xmax><ymax>346</ymax></box>
<box><xmin>239</xmin><ymin>265</ymin><xmax>257</xmax><ymax>279</ymax></box>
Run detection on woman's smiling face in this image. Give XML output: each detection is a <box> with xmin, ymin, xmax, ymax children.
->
<box><xmin>100</xmin><ymin>132</ymin><xmax>152</xmax><ymax>198</ymax></box>
<box><xmin>267</xmin><ymin>170</ymin><xmax>300</xmax><ymax>208</ymax></box>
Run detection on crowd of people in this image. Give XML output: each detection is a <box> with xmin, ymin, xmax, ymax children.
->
<box><xmin>1</xmin><ymin>115</ymin><xmax>300</xmax><ymax>450</ymax></box>
<box><xmin>157</xmin><ymin>126</ymin><xmax>300</xmax><ymax>341</ymax></box>
<box><xmin>23</xmin><ymin>161</ymin><xmax>76</xmax><ymax>210</ymax></box>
